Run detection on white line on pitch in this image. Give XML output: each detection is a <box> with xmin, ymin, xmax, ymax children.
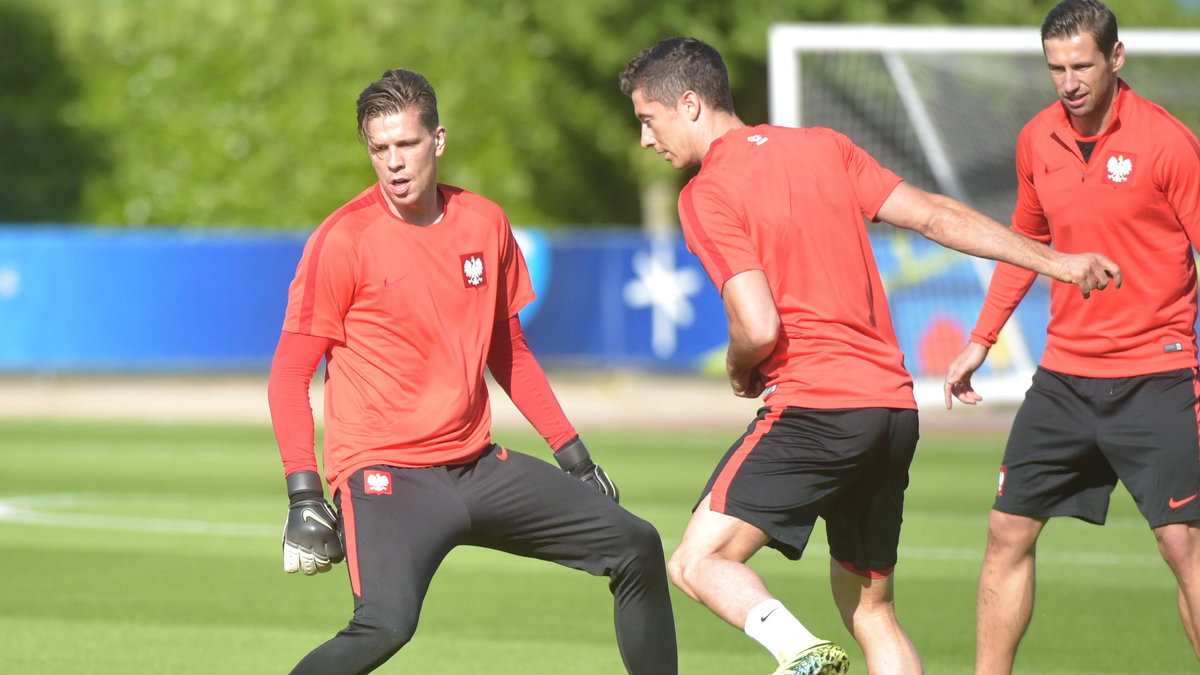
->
<box><xmin>0</xmin><ymin>494</ymin><xmax>1167</xmax><ymax>567</ymax></box>
<box><xmin>0</xmin><ymin>494</ymin><xmax>277</xmax><ymax>538</ymax></box>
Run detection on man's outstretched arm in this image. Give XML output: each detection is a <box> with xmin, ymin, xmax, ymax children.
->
<box><xmin>876</xmin><ymin>182</ymin><xmax>1122</xmax><ymax>298</ymax></box>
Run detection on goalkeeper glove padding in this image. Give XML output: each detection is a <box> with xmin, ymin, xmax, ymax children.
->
<box><xmin>282</xmin><ymin>470</ymin><xmax>345</xmax><ymax>575</ymax></box>
<box><xmin>554</xmin><ymin>437</ymin><xmax>619</xmax><ymax>503</ymax></box>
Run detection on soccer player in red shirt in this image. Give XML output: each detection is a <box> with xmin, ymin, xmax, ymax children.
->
<box><xmin>267</xmin><ymin>68</ymin><xmax>677</xmax><ymax>675</ymax></box>
<box><xmin>944</xmin><ymin>1</ymin><xmax>1200</xmax><ymax>671</ymax></box>
<box><xmin>619</xmin><ymin>37</ymin><xmax>1121</xmax><ymax>675</ymax></box>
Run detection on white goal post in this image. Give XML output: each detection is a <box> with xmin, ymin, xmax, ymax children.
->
<box><xmin>768</xmin><ymin>24</ymin><xmax>1200</xmax><ymax>408</ymax></box>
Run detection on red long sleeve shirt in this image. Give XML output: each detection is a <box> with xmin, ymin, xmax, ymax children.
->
<box><xmin>268</xmin><ymin>183</ymin><xmax>576</xmax><ymax>494</ymax></box>
<box><xmin>972</xmin><ymin>82</ymin><xmax>1200</xmax><ymax>377</ymax></box>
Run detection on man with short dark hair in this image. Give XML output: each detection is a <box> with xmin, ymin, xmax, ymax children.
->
<box><xmin>268</xmin><ymin>67</ymin><xmax>677</xmax><ymax>675</ymax></box>
<box><xmin>620</xmin><ymin>36</ymin><xmax>1121</xmax><ymax>675</ymax></box>
<box><xmin>945</xmin><ymin>1</ymin><xmax>1200</xmax><ymax>671</ymax></box>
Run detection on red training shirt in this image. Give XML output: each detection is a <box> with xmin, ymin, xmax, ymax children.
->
<box><xmin>678</xmin><ymin>125</ymin><xmax>915</xmax><ymax>410</ymax></box>
<box><xmin>272</xmin><ymin>183</ymin><xmax>575</xmax><ymax>492</ymax></box>
<box><xmin>971</xmin><ymin>81</ymin><xmax>1200</xmax><ymax>377</ymax></box>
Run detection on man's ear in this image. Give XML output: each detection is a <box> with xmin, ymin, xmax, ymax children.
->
<box><xmin>434</xmin><ymin>125</ymin><xmax>447</xmax><ymax>157</ymax></box>
<box><xmin>679</xmin><ymin>90</ymin><xmax>702</xmax><ymax>122</ymax></box>
<box><xmin>1110</xmin><ymin>40</ymin><xmax>1125</xmax><ymax>74</ymax></box>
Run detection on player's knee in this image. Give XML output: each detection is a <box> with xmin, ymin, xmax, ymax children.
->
<box><xmin>625</xmin><ymin>515</ymin><xmax>664</xmax><ymax>559</ymax></box>
<box><xmin>348</xmin><ymin>605</ymin><xmax>420</xmax><ymax>655</ymax></box>
<box><xmin>666</xmin><ymin>551</ymin><xmax>718</xmax><ymax>606</ymax></box>
<box><xmin>610</xmin><ymin>515</ymin><xmax>668</xmax><ymax>578</ymax></box>
<box><xmin>1153</xmin><ymin>523</ymin><xmax>1200</xmax><ymax>571</ymax></box>
<box><xmin>607</xmin><ymin>513</ymin><xmax>663</xmax><ymax>561</ymax></box>
<box><xmin>985</xmin><ymin>512</ymin><xmax>1041</xmax><ymax>557</ymax></box>
<box><xmin>665</xmin><ymin>551</ymin><xmax>689</xmax><ymax>594</ymax></box>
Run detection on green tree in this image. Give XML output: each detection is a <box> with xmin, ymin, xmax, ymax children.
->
<box><xmin>0</xmin><ymin>2</ymin><xmax>106</xmax><ymax>222</ymax></box>
<box><xmin>4</xmin><ymin>0</ymin><xmax>1197</xmax><ymax>228</ymax></box>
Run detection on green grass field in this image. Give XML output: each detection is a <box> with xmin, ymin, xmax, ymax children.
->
<box><xmin>2</xmin><ymin>419</ymin><xmax>1195</xmax><ymax>674</ymax></box>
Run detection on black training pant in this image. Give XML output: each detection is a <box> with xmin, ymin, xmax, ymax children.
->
<box><xmin>289</xmin><ymin>445</ymin><xmax>677</xmax><ymax>674</ymax></box>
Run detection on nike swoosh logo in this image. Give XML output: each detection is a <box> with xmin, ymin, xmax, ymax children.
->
<box><xmin>496</xmin><ymin>446</ymin><xmax>509</xmax><ymax>461</ymax></box>
<box><xmin>384</xmin><ymin>274</ymin><xmax>409</xmax><ymax>288</ymax></box>
<box><xmin>1169</xmin><ymin>494</ymin><xmax>1198</xmax><ymax>509</ymax></box>
<box><xmin>301</xmin><ymin>508</ymin><xmax>334</xmax><ymax>529</ymax></box>
<box><xmin>759</xmin><ymin>607</ymin><xmax>779</xmax><ymax>622</ymax></box>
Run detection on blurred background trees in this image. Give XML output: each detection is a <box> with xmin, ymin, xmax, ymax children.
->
<box><xmin>2</xmin><ymin>0</ymin><xmax>1196</xmax><ymax>228</ymax></box>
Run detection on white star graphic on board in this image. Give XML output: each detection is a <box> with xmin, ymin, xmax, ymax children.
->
<box><xmin>0</xmin><ymin>265</ymin><xmax>20</xmax><ymax>299</ymax></box>
<box><xmin>622</xmin><ymin>237</ymin><xmax>703</xmax><ymax>359</ymax></box>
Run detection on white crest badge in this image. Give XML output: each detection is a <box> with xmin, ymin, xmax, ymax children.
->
<box><xmin>365</xmin><ymin>470</ymin><xmax>392</xmax><ymax>495</ymax></box>
<box><xmin>1105</xmin><ymin>154</ymin><xmax>1133</xmax><ymax>184</ymax></box>
<box><xmin>460</xmin><ymin>252</ymin><xmax>486</xmax><ymax>288</ymax></box>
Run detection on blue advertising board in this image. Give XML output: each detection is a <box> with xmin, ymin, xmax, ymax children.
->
<box><xmin>0</xmin><ymin>225</ymin><xmax>1051</xmax><ymax>376</ymax></box>
<box><xmin>0</xmin><ymin>226</ymin><xmax>303</xmax><ymax>370</ymax></box>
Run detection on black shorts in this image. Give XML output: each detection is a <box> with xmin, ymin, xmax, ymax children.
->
<box><xmin>699</xmin><ymin>406</ymin><xmax>919</xmax><ymax>571</ymax></box>
<box><xmin>996</xmin><ymin>367</ymin><xmax>1200</xmax><ymax>528</ymax></box>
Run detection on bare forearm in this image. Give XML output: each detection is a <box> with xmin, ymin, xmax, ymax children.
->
<box><xmin>885</xmin><ymin>185</ymin><xmax>1120</xmax><ymax>298</ymax></box>
<box><xmin>920</xmin><ymin>195</ymin><xmax>1065</xmax><ymax>280</ymax></box>
<box><xmin>726</xmin><ymin>330</ymin><xmax>774</xmax><ymax>374</ymax></box>
<box><xmin>724</xmin><ymin>331</ymin><xmax>773</xmax><ymax>399</ymax></box>
<box><xmin>721</xmin><ymin>270</ymin><xmax>779</xmax><ymax>397</ymax></box>
<box><xmin>879</xmin><ymin>183</ymin><xmax>1065</xmax><ymax>280</ymax></box>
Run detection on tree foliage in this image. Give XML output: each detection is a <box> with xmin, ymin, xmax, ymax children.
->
<box><xmin>2</xmin><ymin>0</ymin><xmax>1197</xmax><ymax>227</ymax></box>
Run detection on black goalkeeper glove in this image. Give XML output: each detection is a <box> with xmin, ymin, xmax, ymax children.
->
<box><xmin>554</xmin><ymin>437</ymin><xmax>620</xmax><ymax>503</ymax></box>
<box><xmin>282</xmin><ymin>470</ymin><xmax>345</xmax><ymax>575</ymax></box>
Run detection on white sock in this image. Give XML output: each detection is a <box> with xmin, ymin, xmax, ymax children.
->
<box><xmin>743</xmin><ymin>598</ymin><xmax>824</xmax><ymax>663</ymax></box>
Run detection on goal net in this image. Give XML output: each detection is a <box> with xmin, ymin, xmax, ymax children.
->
<box><xmin>767</xmin><ymin>24</ymin><xmax>1200</xmax><ymax>406</ymax></box>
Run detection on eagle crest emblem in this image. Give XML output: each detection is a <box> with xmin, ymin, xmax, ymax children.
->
<box><xmin>365</xmin><ymin>471</ymin><xmax>391</xmax><ymax>495</ymax></box>
<box><xmin>1106</xmin><ymin>154</ymin><xmax>1133</xmax><ymax>183</ymax></box>
<box><xmin>460</xmin><ymin>253</ymin><xmax>486</xmax><ymax>287</ymax></box>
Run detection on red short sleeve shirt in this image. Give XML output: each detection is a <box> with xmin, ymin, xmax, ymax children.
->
<box><xmin>678</xmin><ymin>125</ymin><xmax>915</xmax><ymax>410</ymax></box>
<box><xmin>283</xmin><ymin>184</ymin><xmax>534</xmax><ymax>484</ymax></box>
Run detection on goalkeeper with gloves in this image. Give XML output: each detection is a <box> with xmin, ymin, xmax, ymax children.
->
<box><xmin>267</xmin><ymin>68</ymin><xmax>676</xmax><ymax>675</ymax></box>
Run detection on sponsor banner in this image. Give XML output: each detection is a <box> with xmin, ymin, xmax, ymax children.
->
<box><xmin>0</xmin><ymin>226</ymin><xmax>1059</xmax><ymax>375</ymax></box>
